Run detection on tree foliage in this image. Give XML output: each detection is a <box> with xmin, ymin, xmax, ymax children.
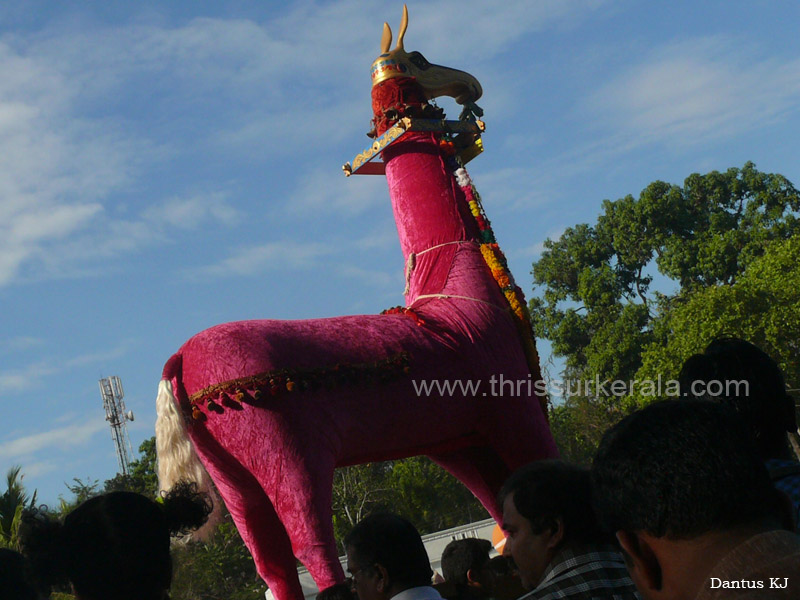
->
<box><xmin>532</xmin><ymin>163</ymin><xmax>800</xmax><ymax>462</ymax></box>
<box><xmin>532</xmin><ymin>162</ymin><xmax>800</xmax><ymax>386</ymax></box>
<box><xmin>548</xmin><ymin>396</ymin><xmax>627</xmax><ymax>466</ymax></box>
<box><xmin>103</xmin><ymin>437</ymin><xmax>159</xmax><ymax>498</ymax></box>
<box><xmin>331</xmin><ymin>456</ymin><xmax>488</xmax><ymax>544</ymax></box>
<box><xmin>331</xmin><ymin>462</ymin><xmax>394</xmax><ymax>544</ymax></box>
<box><xmin>171</xmin><ymin>518</ymin><xmax>267</xmax><ymax>600</ymax></box>
<box><xmin>0</xmin><ymin>466</ymin><xmax>37</xmax><ymax>549</ymax></box>
<box><xmin>387</xmin><ymin>456</ymin><xmax>487</xmax><ymax>533</ymax></box>
<box><xmin>634</xmin><ymin>235</ymin><xmax>800</xmax><ymax>400</ymax></box>
<box><xmin>56</xmin><ymin>477</ymin><xmax>100</xmax><ymax>516</ymax></box>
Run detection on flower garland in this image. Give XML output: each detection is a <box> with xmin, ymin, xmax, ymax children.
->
<box><xmin>381</xmin><ymin>305</ymin><xmax>426</xmax><ymax>326</ymax></box>
<box><xmin>440</xmin><ymin>137</ymin><xmax>547</xmax><ymax>417</ymax></box>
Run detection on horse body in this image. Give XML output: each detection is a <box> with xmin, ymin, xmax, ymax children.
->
<box><xmin>157</xmin><ymin>8</ymin><xmax>557</xmax><ymax>600</ymax></box>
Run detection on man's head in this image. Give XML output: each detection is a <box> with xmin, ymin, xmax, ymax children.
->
<box><xmin>0</xmin><ymin>549</ymin><xmax>47</xmax><ymax>600</ymax></box>
<box><xmin>344</xmin><ymin>513</ymin><xmax>432</xmax><ymax>600</ymax></box>
<box><xmin>498</xmin><ymin>460</ymin><xmax>611</xmax><ymax>590</ymax></box>
<box><xmin>678</xmin><ymin>337</ymin><xmax>796</xmax><ymax>460</ymax></box>
<box><xmin>591</xmin><ymin>400</ymin><xmax>788</xmax><ymax>599</ymax></box>
<box><xmin>440</xmin><ymin>538</ymin><xmax>493</xmax><ymax>597</ymax></box>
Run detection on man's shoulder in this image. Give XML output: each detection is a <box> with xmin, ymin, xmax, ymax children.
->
<box><xmin>393</xmin><ymin>586</ymin><xmax>444</xmax><ymax>600</ymax></box>
<box><xmin>521</xmin><ymin>545</ymin><xmax>640</xmax><ymax>600</ymax></box>
<box><xmin>695</xmin><ymin>530</ymin><xmax>800</xmax><ymax>600</ymax></box>
<box><xmin>709</xmin><ymin>530</ymin><xmax>800</xmax><ymax>578</ymax></box>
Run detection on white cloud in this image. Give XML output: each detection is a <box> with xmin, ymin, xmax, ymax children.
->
<box><xmin>0</xmin><ymin>0</ymin><xmax>608</xmax><ymax>288</ymax></box>
<box><xmin>0</xmin><ymin>336</ymin><xmax>44</xmax><ymax>353</ymax></box>
<box><xmin>287</xmin><ymin>168</ymin><xmax>388</xmax><ymax>217</ymax></box>
<box><xmin>474</xmin><ymin>166</ymin><xmax>557</xmax><ymax>213</ymax></box>
<box><xmin>397</xmin><ymin>0</ymin><xmax>608</xmax><ymax>61</ymax></box>
<box><xmin>0</xmin><ymin>371</ymin><xmax>32</xmax><ymax>393</ymax></box>
<box><xmin>352</xmin><ymin>225</ymin><xmax>399</xmax><ymax>251</ymax></box>
<box><xmin>586</xmin><ymin>36</ymin><xmax>800</xmax><ymax>146</ymax></box>
<box><xmin>0</xmin><ymin>417</ymin><xmax>107</xmax><ymax>460</ymax></box>
<box><xmin>0</xmin><ymin>35</ymin><xmax>139</xmax><ymax>286</ymax></box>
<box><xmin>63</xmin><ymin>342</ymin><xmax>131</xmax><ymax>369</ymax></box>
<box><xmin>508</xmin><ymin>227</ymin><xmax>567</xmax><ymax>261</ymax></box>
<box><xmin>142</xmin><ymin>192</ymin><xmax>241</xmax><ymax>230</ymax></box>
<box><xmin>21</xmin><ymin>460</ymin><xmax>59</xmax><ymax>478</ymax></box>
<box><xmin>0</xmin><ymin>361</ymin><xmax>57</xmax><ymax>393</ymax></box>
<box><xmin>0</xmin><ymin>342</ymin><xmax>131</xmax><ymax>394</ymax></box>
<box><xmin>183</xmin><ymin>240</ymin><xmax>333</xmax><ymax>279</ymax></box>
<box><xmin>336</xmin><ymin>265</ymin><xmax>398</xmax><ymax>290</ymax></box>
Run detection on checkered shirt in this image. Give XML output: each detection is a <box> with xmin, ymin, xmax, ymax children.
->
<box><xmin>519</xmin><ymin>544</ymin><xmax>641</xmax><ymax>600</ymax></box>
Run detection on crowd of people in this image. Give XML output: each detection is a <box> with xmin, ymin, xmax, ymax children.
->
<box><xmin>2</xmin><ymin>337</ymin><xmax>799</xmax><ymax>600</ymax></box>
<box><xmin>338</xmin><ymin>338</ymin><xmax>800</xmax><ymax>600</ymax></box>
<box><xmin>2</xmin><ymin>482</ymin><xmax>211</xmax><ymax>600</ymax></box>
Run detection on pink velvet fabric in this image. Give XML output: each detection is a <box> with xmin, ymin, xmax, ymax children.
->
<box><xmin>161</xmin><ymin>78</ymin><xmax>557</xmax><ymax>600</ymax></box>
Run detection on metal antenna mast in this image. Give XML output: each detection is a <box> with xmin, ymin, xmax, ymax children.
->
<box><xmin>99</xmin><ymin>376</ymin><xmax>135</xmax><ymax>475</ymax></box>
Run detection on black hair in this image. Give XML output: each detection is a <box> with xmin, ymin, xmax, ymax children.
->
<box><xmin>0</xmin><ymin>548</ymin><xmax>47</xmax><ymax>600</ymax></box>
<box><xmin>20</xmin><ymin>481</ymin><xmax>211</xmax><ymax>600</ymax></box>
<box><xmin>498</xmin><ymin>460</ymin><xmax>613</xmax><ymax>546</ymax></box>
<box><xmin>344</xmin><ymin>513</ymin><xmax>432</xmax><ymax>589</ymax></box>
<box><xmin>440</xmin><ymin>538</ymin><xmax>492</xmax><ymax>586</ymax></box>
<box><xmin>678</xmin><ymin>337</ymin><xmax>796</xmax><ymax>460</ymax></box>
<box><xmin>591</xmin><ymin>400</ymin><xmax>787</xmax><ymax>539</ymax></box>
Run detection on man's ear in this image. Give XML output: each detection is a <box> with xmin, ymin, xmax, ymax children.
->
<box><xmin>466</xmin><ymin>568</ymin><xmax>479</xmax><ymax>585</ymax></box>
<box><xmin>375</xmin><ymin>564</ymin><xmax>390</xmax><ymax>593</ymax></box>
<box><xmin>545</xmin><ymin>517</ymin><xmax>564</xmax><ymax>550</ymax></box>
<box><xmin>616</xmin><ymin>530</ymin><xmax>662</xmax><ymax>592</ymax></box>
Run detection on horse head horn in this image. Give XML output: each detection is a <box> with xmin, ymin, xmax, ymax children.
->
<box><xmin>396</xmin><ymin>5</ymin><xmax>408</xmax><ymax>50</ymax></box>
<box><xmin>381</xmin><ymin>22</ymin><xmax>392</xmax><ymax>54</ymax></box>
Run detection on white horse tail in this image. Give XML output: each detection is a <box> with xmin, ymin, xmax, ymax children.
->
<box><xmin>155</xmin><ymin>379</ymin><xmax>210</xmax><ymax>495</ymax></box>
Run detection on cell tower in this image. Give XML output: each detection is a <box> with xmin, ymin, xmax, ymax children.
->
<box><xmin>99</xmin><ymin>376</ymin><xmax>135</xmax><ymax>476</ymax></box>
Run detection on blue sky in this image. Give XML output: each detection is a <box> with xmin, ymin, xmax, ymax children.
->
<box><xmin>2</xmin><ymin>0</ymin><xmax>799</xmax><ymax>507</ymax></box>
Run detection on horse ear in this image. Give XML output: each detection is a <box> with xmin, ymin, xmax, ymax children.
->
<box><xmin>396</xmin><ymin>4</ymin><xmax>408</xmax><ymax>50</ymax></box>
<box><xmin>381</xmin><ymin>22</ymin><xmax>392</xmax><ymax>54</ymax></box>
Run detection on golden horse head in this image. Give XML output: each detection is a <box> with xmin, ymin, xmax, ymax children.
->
<box><xmin>370</xmin><ymin>5</ymin><xmax>483</xmax><ymax>105</ymax></box>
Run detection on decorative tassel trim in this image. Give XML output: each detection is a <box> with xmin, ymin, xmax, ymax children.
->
<box><xmin>188</xmin><ymin>351</ymin><xmax>411</xmax><ymax>420</ymax></box>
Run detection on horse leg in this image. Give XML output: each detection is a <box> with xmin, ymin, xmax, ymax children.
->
<box><xmin>272</xmin><ymin>458</ymin><xmax>343</xmax><ymax>593</ymax></box>
<box><xmin>237</xmin><ymin>415</ymin><xmax>344</xmax><ymax>593</ymax></box>
<box><xmin>188</xmin><ymin>431</ymin><xmax>306</xmax><ymax>600</ymax></box>
<box><xmin>434</xmin><ymin>400</ymin><xmax>558</xmax><ymax>524</ymax></box>
<box><xmin>201</xmin><ymin>390</ymin><xmax>345</xmax><ymax>594</ymax></box>
<box><xmin>429</xmin><ymin>446</ymin><xmax>512</xmax><ymax>523</ymax></box>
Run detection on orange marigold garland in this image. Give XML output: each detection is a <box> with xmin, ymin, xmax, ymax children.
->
<box><xmin>442</xmin><ymin>137</ymin><xmax>548</xmax><ymax>417</ymax></box>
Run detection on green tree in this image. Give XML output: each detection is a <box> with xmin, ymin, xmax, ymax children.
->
<box><xmin>57</xmin><ymin>477</ymin><xmax>100</xmax><ymax>516</ymax></box>
<box><xmin>532</xmin><ymin>162</ymin><xmax>800</xmax><ymax>388</ymax></box>
<box><xmin>331</xmin><ymin>462</ymin><xmax>395</xmax><ymax>544</ymax></box>
<box><xmin>388</xmin><ymin>456</ymin><xmax>487</xmax><ymax>534</ymax></box>
<box><xmin>634</xmin><ymin>235</ymin><xmax>800</xmax><ymax>400</ymax></box>
<box><xmin>548</xmin><ymin>396</ymin><xmax>626</xmax><ymax>465</ymax></box>
<box><xmin>170</xmin><ymin>516</ymin><xmax>267</xmax><ymax>600</ymax></box>
<box><xmin>0</xmin><ymin>466</ymin><xmax>37</xmax><ymax>549</ymax></box>
<box><xmin>104</xmin><ymin>437</ymin><xmax>159</xmax><ymax>498</ymax></box>
<box><xmin>531</xmin><ymin>163</ymin><xmax>800</xmax><ymax>460</ymax></box>
<box><xmin>331</xmin><ymin>456</ymin><xmax>489</xmax><ymax>544</ymax></box>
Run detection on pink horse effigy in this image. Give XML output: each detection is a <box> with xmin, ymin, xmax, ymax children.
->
<box><xmin>156</xmin><ymin>7</ymin><xmax>557</xmax><ymax>600</ymax></box>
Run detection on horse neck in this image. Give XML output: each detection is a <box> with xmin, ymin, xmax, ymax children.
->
<box><xmin>373</xmin><ymin>78</ymin><xmax>482</xmax><ymax>262</ymax></box>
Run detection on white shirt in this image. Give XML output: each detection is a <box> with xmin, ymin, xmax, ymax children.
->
<box><xmin>392</xmin><ymin>586</ymin><xmax>444</xmax><ymax>600</ymax></box>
